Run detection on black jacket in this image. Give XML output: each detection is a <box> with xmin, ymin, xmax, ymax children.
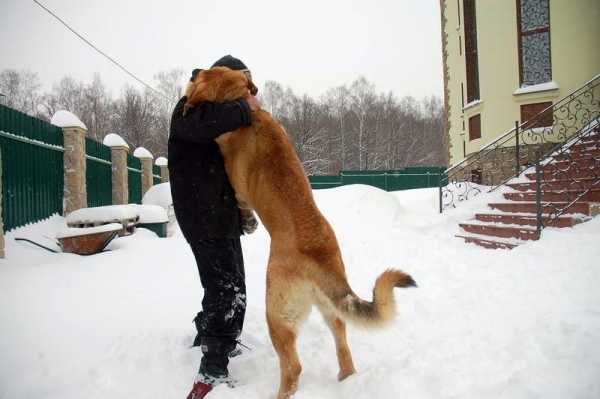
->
<box><xmin>168</xmin><ymin>96</ymin><xmax>252</xmax><ymax>243</ymax></box>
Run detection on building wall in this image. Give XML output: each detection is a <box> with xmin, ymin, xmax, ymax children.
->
<box><xmin>442</xmin><ymin>0</ymin><xmax>600</xmax><ymax>168</ymax></box>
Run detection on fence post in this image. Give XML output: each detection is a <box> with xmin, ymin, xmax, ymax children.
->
<box><xmin>0</xmin><ymin>148</ymin><xmax>4</xmax><ymax>259</ymax></box>
<box><xmin>438</xmin><ymin>167</ymin><xmax>443</xmax><ymax>214</ymax></box>
<box><xmin>515</xmin><ymin>120</ymin><xmax>520</xmax><ymax>178</ymax></box>
<box><xmin>63</xmin><ymin>125</ymin><xmax>88</xmax><ymax>214</ymax></box>
<box><xmin>535</xmin><ymin>150</ymin><xmax>542</xmax><ymax>239</ymax></box>
<box><xmin>156</xmin><ymin>157</ymin><xmax>169</xmax><ymax>183</ymax></box>
<box><xmin>111</xmin><ymin>146</ymin><xmax>129</xmax><ymax>205</ymax></box>
<box><xmin>134</xmin><ymin>148</ymin><xmax>154</xmax><ymax>199</ymax></box>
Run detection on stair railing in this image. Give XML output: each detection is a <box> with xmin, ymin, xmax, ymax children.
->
<box><xmin>440</xmin><ymin>74</ymin><xmax>600</xmax><ymax>213</ymax></box>
<box><xmin>534</xmin><ymin>119</ymin><xmax>600</xmax><ymax>237</ymax></box>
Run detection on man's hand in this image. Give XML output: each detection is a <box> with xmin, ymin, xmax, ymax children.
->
<box><xmin>246</xmin><ymin>95</ymin><xmax>261</xmax><ymax>111</ymax></box>
<box><xmin>240</xmin><ymin>209</ymin><xmax>259</xmax><ymax>234</ymax></box>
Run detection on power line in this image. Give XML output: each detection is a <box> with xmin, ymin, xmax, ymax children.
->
<box><xmin>33</xmin><ymin>0</ymin><xmax>168</xmax><ymax>100</ymax></box>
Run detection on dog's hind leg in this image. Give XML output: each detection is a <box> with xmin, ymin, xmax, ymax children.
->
<box><xmin>266</xmin><ymin>269</ymin><xmax>309</xmax><ymax>399</ymax></box>
<box><xmin>267</xmin><ymin>308</ymin><xmax>303</xmax><ymax>399</ymax></box>
<box><xmin>318</xmin><ymin>304</ymin><xmax>357</xmax><ymax>381</ymax></box>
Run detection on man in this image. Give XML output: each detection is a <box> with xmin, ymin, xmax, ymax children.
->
<box><xmin>168</xmin><ymin>55</ymin><xmax>261</xmax><ymax>399</ymax></box>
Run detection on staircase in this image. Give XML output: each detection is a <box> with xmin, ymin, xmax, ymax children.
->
<box><xmin>456</xmin><ymin>124</ymin><xmax>600</xmax><ymax>249</ymax></box>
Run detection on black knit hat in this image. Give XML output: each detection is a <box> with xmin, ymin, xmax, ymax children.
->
<box><xmin>211</xmin><ymin>55</ymin><xmax>248</xmax><ymax>71</ymax></box>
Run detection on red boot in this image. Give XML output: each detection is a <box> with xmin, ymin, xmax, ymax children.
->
<box><xmin>186</xmin><ymin>381</ymin><xmax>213</xmax><ymax>399</ymax></box>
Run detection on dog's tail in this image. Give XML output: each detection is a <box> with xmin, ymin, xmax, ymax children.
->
<box><xmin>339</xmin><ymin>269</ymin><xmax>416</xmax><ymax>328</ymax></box>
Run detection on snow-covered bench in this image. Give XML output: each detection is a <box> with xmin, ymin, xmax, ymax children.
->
<box><xmin>65</xmin><ymin>204</ymin><xmax>169</xmax><ymax>237</ymax></box>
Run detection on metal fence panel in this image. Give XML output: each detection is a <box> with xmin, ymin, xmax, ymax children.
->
<box><xmin>310</xmin><ymin>168</ymin><xmax>443</xmax><ymax>192</ymax></box>
<box><xmin>308</xmin><ymin>175</ymin><xmax>342</xmax><ymax>190</ymax></box>
<box><xmin>85</xmin><ymin>137</ymin><xmax>112</xmax><ymax>207</ymax></box>
<box><xmin>152</xmin><ymin>164</ymin><xmax>162</xmax><ymax>186</ymax></box>
<box><xmin>0</xmin><ymin>105</ymin><xmax>64</xmax><ymax>232</ymax></box>
<box><xmin>127</xmin><ymin>155</ymin><xmax>142</xmax><ymax>204</ymax></box>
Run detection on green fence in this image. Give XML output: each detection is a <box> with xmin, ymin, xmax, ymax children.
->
<box><xmin>152</xmin><ymin>164</ymin><xmax>162</xmax><ymax>186</ymax></box>
<box><xmin>127</xmin><ymin>155</ymin><xmax>142</xmax><ymax>204</ymax></box>
<box><xmin>86</xmin><ymin>137</ymin><xmax>113</xmax><ymax>208</ymax></box>
<box><xmin>309</xmin><ymin>167</ymin><xmax>445</xmax><ymax>191</ymax></box>
<box><xmin>0</xmin><ymin>104</ymin><xmax>64</xmax><ymax>232</ymax></box>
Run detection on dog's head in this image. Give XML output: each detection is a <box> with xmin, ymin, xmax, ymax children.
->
<box><xmin>185</xmin><ymin>66</ymin><xmax>258</xmax><ymax>103</ymax></box>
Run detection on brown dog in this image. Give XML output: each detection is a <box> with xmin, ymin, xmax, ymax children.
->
<box><xmin>184</xmin><ymin>67</ymin><xmax>416</xmax><ymax>399</ymax></box>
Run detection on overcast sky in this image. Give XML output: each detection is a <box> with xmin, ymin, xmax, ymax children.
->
<box><xmin>1</xmin><ymin>0</ymin><xmax>444</xmax><ymax>100</ymax></box>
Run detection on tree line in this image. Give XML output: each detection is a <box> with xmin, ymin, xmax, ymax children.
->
<box><xmin>0</xmin><ymin>69</ymin><xmax>445</xmax><ymax>175</ymax></box>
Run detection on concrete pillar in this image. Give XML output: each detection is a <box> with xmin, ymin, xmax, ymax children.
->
<box><xmin>63</xmin><ymin>126</ymin><xmax>87</xmax><ymax>215</ymax></box>
<box><xmin>156</xmin><ymin>156</ymin><xmax>169</xmax><ymax>183</ymax></box>
<box><xmin>103</xmin><ymin>133</ymin><xmax>130</xmax><ymax>205</ymax></box>
<box><xmin>110</xmin><ymin>146</ymin><xmax>129</xmax><ymax>205</ymax></box>
<box><xmin>134</xmin><ymin>147</ymin><xmax>154</xmax><ymax>198</ymax></box>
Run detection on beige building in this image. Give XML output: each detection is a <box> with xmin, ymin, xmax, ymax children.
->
<box><xmin>440</xmin><ymin>0</ymin><xmax>600</xmax><ymax>168</ymax></box>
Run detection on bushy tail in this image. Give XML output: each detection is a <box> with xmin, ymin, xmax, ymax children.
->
<box><xmin>340</xmin><ymin>269</ymin><xmax>416</xmax><ymax>328</ymax></box>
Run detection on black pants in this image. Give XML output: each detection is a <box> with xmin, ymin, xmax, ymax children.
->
<box><xmin>190</xmin><ymin>238</ymin><xmax>247</xmax><ymax>342</ymax></box>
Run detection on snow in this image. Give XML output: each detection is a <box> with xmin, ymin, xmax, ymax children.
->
<box><xmin>156</xmin><ymin>156</ymin><xmax>168</xmax><ymax>166</ymax></box>
<box><xmin>142</xmin><ymin>183</ymin><xmax>175</xmax><ymax>226</ymax></box>
<box><xmin>50</xmin><ymin>110</ymin><xmax>87</xmax><ymax>130</ymax></box>
<box><xmin>56</xmin><ymin>223</ymin><xmax>123</xmax><ymax>239</ymax></box>
<box><xmin>1</xmin><ymin>185</ymin><xmax>599</xmax><ymax>399</ymax></box>
<box><xmin>103</xmin><ymin>133</ymin><xmax>129</xmax><ymax>149</ymax></box>
<box><xmin>66</xmin><ymin>204</ymin><xmax>139</xmax><ymax>224</ymax></box>
<box><xmin>138</xmin><ymin>205</ymin><xmax>169</xmax><ymax>224</ymax></box>
<box><xmin>133</xmin><ymin>147</ymin><xmax>154</xmax><ymax>159</ymax></box>
<box><xmin>513</xmin><ymin>81</ymin><xmax>559</xmax><ymax>95</ymax></box>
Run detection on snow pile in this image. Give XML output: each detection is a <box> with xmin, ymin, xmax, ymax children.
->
<box><xmin>50</xmin><ymin>110</ymin><xmax>87</xmax><ymax>130</ymax></box>
<box><xmin>66</xmin><ymin>204</ymin><xmax>139</xmax><ymax>224</ymax></box>
<box><xmin>103</xmin><ymin>133</ymin><xmax>129</xmax><ymax>148</ymax></box>
<box><xmin>314</xmin><ymin>184</ymin><xmax>402</xmax><ymax>229</ymax></box>
<box><xmin>142</xmin><ymin>183</ymin><xmax>175</xmax><ymax>226</ymax></box>
<box><xmin>133</xmin><ymin>147</ymin><xmax>153</xmax><ymax>159</ymax></box>
<box><xmin>1</xmin><ymin>185</ymin><xmax>599</xmax><ymax>399</ymax></box>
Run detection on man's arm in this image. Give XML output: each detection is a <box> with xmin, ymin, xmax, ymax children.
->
<box><xmin>170</xmin><ymin>97</ymin><xmax>252</xmax><ymax>144</ymax></box>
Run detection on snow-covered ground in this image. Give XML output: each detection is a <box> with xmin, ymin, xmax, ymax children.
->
<box><xmin>1</xmin><ymin>185</ymin><xmax>599</xmax><ymax>399</ymax></box>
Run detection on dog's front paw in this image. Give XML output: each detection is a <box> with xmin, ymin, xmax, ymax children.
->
<box><xmin>241</xmin><ymin>214</ymin><xmax>259</xmax><ymax>234</ymax></box>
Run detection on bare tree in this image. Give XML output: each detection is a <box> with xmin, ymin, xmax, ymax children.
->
<box><xmin>321</xmin><ymin>85</ymin><xmax>351</xmax><ymax>174</ymax></box>
<box><xmin>0</xmin><ymin>69</ymin><xmax>42</xmax><ymax>116</ymax></box>
<box><xmin>347</xmin><ymin>77</ymin><xmax>377</xmax><ymax>170</ymax></box>
<box><xmin>152</xmin><ymin>68</ymin><xmax>185</xmax><ymax>157</ymax></box>
<box><xmin>81</xmin><ymin>73</ymin><xmax>115</xmax><ymax>142</ymax></box>
<box><xmin>112</xmin><ymin>85</ymin><xmax>159</xmax><ymax>153</ymax></box>
<box><xmin>286</xmin><ymin>93</ymin><xmax>329</xmax><ymax>174</ymax></box>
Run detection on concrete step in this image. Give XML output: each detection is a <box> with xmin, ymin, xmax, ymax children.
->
<box><xmin>548</xmin><ymin>158</ymin><xmax>599</xmax><ymax>171</ymax></box>
<box><xmin>552</xmin><ymin>150</ymin><xmax>600</xmax><ymax>163</ymax></box>
<box><xmin>488</xmin><ymin>201</ymin><xmax>600</xmax><ymax>215</ymax></box>
<box><xmin>459</xmin><ymin>222</ymin><xmax>539</xmax><ymax>241</ymax></box>
<box><xmin>503</xmin><ymin>189</ymin><xmax>600</xmax><ymax>202</ymax></box>
<box><xmin>455</xmin><ymin>234</ymin><xmax>521</xmax><ymax>250</ymax></box>
<box><xmin>569</xmin><ymin>142</ymin><xmax>600</xmax><ymax>154</ymax></box>
<box><xmin>525</xmin><ymin>169</ymin><xmax>599</xmax><ymax>181</ymax></box>
<box><xmin>474</xmin><ymin>212</ymin><xmax>585</xmax><ymax>228</ymax></box>
<box><xmin>507</xmin><ymin>177</ymin><xmax>599</xmax><ymax>191</ymax></box>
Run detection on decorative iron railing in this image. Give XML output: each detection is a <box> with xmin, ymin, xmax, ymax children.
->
<box><xmin>440</xmin><ymin>74</ymin><xmax>600</xmax><ymax>213</ymax></box>
<box><xmin>534</xmin><ymin>119</ymin><xmax>600</xmax><ymax>236</ymax></box>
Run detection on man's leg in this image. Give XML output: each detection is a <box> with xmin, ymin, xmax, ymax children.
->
<box><xmin>190</xmin><ymin>238</ymin><xmax>246</xmax><ymax>382</ymax></box>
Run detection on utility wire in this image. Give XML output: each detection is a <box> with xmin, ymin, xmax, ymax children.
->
<box><xmin>33</xmin><ymin>0</ymin><xmax>168</xmax><ymax>100</ymax></box>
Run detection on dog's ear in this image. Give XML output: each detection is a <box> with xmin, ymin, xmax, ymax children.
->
<box><xmin>190</xmin><ymin>68</ymin><xmax>203</xmax><ymax>82</ymax></box>
<box><xmin>248</xmin><ymin>80</ymin><xmax>258</xmax><ymax>96</ymax></box>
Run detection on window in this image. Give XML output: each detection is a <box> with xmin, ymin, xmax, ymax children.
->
<box><xmin>464</xmin><ymin>0</ymin><xmax>480</xmax><ymax>103</ymax></box>
<box><xmin>469</xmin><ymin>114</ymin><xmax>481</xmax><ymax>141</ymax></box>
<box><xmin>521</xmin><ymin>102</ymin><xmax>553</xmax><ymax>129</ymax></box>
<box><xmin>517</xmin><ymin>0</ymin><xmax>552</xmax><ymax>86</ymax></box>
